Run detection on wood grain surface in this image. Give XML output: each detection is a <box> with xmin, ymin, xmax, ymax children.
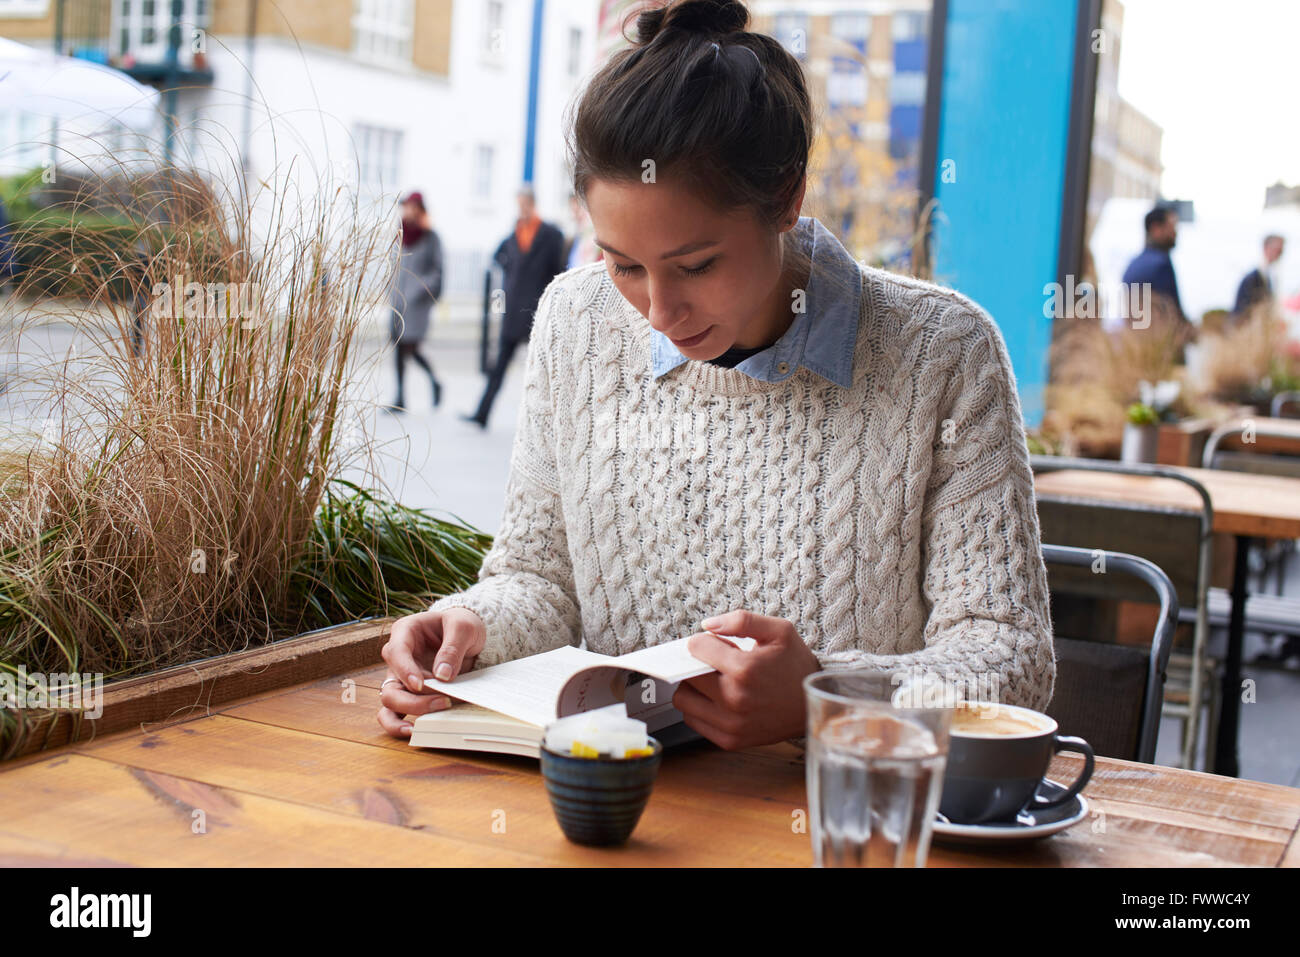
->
<box><xmin>2</xmin><ymin>660</ymin><xmax>1297</xmax><ymax>866</ymax></box>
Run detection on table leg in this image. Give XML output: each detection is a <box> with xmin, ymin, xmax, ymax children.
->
<box><xmin>1213</xmin><ymin>534</ymin><xmax>1251</xmax><ymax>777</ymax></box>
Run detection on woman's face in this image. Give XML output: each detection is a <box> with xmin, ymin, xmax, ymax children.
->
<box><xmin>585</xmin><ymin>176</ymin><xmax>800</xmax><ymax>356</ymax></box>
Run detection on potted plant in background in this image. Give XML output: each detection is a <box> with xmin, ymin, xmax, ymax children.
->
<box><xmin>1122</xmin><ymin>400</ymin><xmax>1160</xmax><ymax>463</ymax></box>
<box><xmin>1121</xmin><ymin>380</ymin><xmax>1181</xmax><ymax>464</ymax></box>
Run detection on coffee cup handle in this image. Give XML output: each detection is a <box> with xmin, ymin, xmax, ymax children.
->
<box><xmin>1028</xmin><ymin>735</ymin><xmax>1094</xmax><ymax>810</ymax></box>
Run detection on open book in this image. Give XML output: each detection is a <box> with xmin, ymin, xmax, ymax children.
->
<box><xmin>407</xmin><ymin>635</ymin><xmax>754</xmax><ymax>758</ymax></box>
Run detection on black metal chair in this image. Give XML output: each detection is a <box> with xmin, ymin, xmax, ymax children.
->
<box><xmin>1271</xmin><ymin>391</ymin><xmax>1300</xmax><ymax>419</ymax></box>
<box><xmin>1041</xmin><ymin>543</ymin><xmax>1179</xmax><ymax>764</ymax></box>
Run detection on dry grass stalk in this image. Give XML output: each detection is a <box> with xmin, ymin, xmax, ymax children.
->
<box><xmin>1198</xmin><ymin>301</ymin><xmax>1294</xmax><ymax>405</ymax></box>
<box><xmin>0</xmin><ymin>153</ymin><xmax>395</xmax><ymax>687</ymax></box>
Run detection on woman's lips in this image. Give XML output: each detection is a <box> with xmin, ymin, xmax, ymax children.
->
<box><xmin>671</xmin><ymin>326</ymin><xmax>712</xmax><ymax>348</ymax></box>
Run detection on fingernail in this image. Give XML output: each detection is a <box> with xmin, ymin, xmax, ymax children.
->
<box><xmin>407</xmin><ymin>673</ymin><xmax>423</xmax><ymax>691</ymax></box>
<box><xmin>701</xmin><ymin>617</ymin><xmax>720</xmax><ymax>629</ymax></box>
<box><xmin>435</xmin><ymin>662</ymin><xmax>453</xmax><ymax>681</ymax></box>
<box><xmin>431</xmin><ymin>697</ymin><xmax>451</xmax><ymax>711</ymax></box>
<box><xmin>400</xmin><ymin>722</ymin><xmax>413</xmax><ymax>733</ymax></box>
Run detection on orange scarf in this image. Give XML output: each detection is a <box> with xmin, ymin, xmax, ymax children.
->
<box><xmin>516</xmin><ymin>214</ymin><xmax>541</xmax><ymax>253</ymax></box>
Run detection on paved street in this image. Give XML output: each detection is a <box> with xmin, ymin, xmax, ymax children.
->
<box><xmin>343</xmin><ymin>326</ymin><xmax>527</xmax><ymax>536</ymax></box>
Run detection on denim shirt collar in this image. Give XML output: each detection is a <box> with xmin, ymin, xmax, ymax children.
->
<box><xmin>649</xmin><ymin>216</ymin><xmax>862</xmax><ymax>389</ymax></box>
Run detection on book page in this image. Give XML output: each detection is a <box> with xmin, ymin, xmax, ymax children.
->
<box><xmin>612</xmin><ymin>634</ymin><xmax>757</xmax><ymax>683</ymax></box>
<box><xmin>554</xmin><ymin>637</ymin><xmax>756</xmax><ymax>719</ymax></box>
<box><xmin>424</xmin><ymin>645</ymin><xmax>611</xmax><ymax>727</ymax></box>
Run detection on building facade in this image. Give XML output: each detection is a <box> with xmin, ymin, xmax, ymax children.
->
<box><xmin>1087</xmin><ymin>0</ymin><xmax>1164</xmax><ymax>237</ymax></box>
<box><xmin>1</xmin><ymin>0</ymin><xmax>602</xmax><ymax>306</ymax></box>
<box><xmin>751</xmin><ymin>0</ymin><xmax>932</xmax><ymax>268</ymax></box>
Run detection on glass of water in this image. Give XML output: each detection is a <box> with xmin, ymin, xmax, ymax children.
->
<box><xmin>803</xmin><ymin>670</ymin><xmax>953</xmax><ymax>867</ymax></box>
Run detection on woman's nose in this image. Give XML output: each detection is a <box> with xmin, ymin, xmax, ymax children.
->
<box><xmin>646</xmin><ymin>282</ymin><xmax>686</xmax><ymax>333</ymax></box>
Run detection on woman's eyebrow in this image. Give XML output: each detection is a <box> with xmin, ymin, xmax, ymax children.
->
<box><xmin>593</xmin><ymin>238</ymin><xmax>720</xmax><ymax>260</ymax></box>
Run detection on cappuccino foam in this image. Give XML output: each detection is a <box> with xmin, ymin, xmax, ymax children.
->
<box><xmin>950</xmin><ymin>704</ymin><xmax>1049</xmax><ymax>737</ymax></box>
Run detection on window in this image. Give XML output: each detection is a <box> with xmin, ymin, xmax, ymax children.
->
<box><xmin>890</xmin><ymin>71</ymin><xmax>925</xmax><ymax>107</ymax></box>
<box><xmin>473</xmin><ymin>144</ymin><xmax>494</xmax><ymax>201</ymax></box>
<box><xmin>830</xmin><ymin>11</ymin><xmax>869</xmax><ymax>54</ymax></box>
<box><xmin>0</xmin><ymin>0</ymin><xmax>49</xmax><ymax>16</ymax></box>
<box><xmin>892</xmin><ymin>11</ymin><xmax>927</xmax><ymax>43</ymax></box>
<box><xmin>828</xmin><ymin>60</ymin><xmax>866</xmax><ymax>108</ymax></box>
<box><xmin>355</xmin><ymin>122</ymin><xmax>404</xmax><ymax>191</ymax></box>
<box><xmin>353</xmin><ymin>0</ymin><xmax>414</xmax><ymax>64</ymax></box>
<box><xmin>141</xmin><ymin>0</ymin><xmax>156</xmax><ymax>45</ymax></box>
<box><xmin>483</xmin><ymin>1</ymin><xmax>504</xmax><ymax>58</ymax></box>
<box><xmin>773</xmin><ymin>12</ymin><xmax>808</xmax><ymax>60</ymax></box>
<box><xmin>567</xmin><ymin>27</ymin><xmax>583</xmax><ymax>78</ymax></box>
<box><xmin>113</xmin><ymin>0</ymin><xmax>209</xmax><ymax>58</ymax></box>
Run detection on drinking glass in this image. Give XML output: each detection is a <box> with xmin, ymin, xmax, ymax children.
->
<box><xmin>803</xmin><ymin>670</ymin><xmax>953</xmax><ymax>867</ymax></box>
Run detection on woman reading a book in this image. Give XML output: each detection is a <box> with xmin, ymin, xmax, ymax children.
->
<box><xmin>378</xmin><ymin>0</ymin><xmax>1056</xmax><ymax>749</ymax></box>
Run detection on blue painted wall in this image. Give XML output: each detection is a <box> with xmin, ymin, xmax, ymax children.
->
<box><xmin>931</xmin><ymin>0</ymin><xmax>1081</xmax><ymax>426</ymax></box>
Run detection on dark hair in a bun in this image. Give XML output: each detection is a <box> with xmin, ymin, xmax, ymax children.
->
<box><xmin>633</xmin><ymin>0</ymin><xmax>750</xmax><ymax>43</ymax></box>
<box><xmin>566</xmin><ymin>0</ymin><xmax>813</xmax><ymax>270</ymax></box>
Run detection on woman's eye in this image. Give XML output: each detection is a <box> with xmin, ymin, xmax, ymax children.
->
<box><xmin>611</xmin><ymin>259</ymin><xmax>717</xmax><ymax>278</ymax></box>
<box><xmin>682</xmin><ymin>258</ymin><xmax>716</xmax><ymax>277</ymax></box>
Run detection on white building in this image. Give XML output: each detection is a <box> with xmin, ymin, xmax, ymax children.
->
<box><xmin>1</xmin><ymin>0</ymin><xmax>602</xmax><ymax>307</ymax></box>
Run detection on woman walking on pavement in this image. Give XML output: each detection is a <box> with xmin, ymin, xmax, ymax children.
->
<box><xmin>389</xmin><ymin>191</ymin><xmax>444</xmax><ymax>412</ymax></box>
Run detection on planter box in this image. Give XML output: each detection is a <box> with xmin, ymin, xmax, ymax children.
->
<box><xmin>2</xmin><ymin>618</ymin><xmax>392</xmax><ymax>762</ymax></box>
<box><xmin>1155</xmin><ymin>418</ymin><xmax>1215</xmax><ymax>467</ymax></box>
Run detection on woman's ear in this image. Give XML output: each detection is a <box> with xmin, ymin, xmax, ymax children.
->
<box><xmin>780</xmin><ymin>176</ymin><xmax>807</xmax><ymax>230</ymax></box>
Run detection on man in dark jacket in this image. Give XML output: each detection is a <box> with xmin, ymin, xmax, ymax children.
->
<box><xmin>462</xmin><ymin>184</ymin><xmax>566</xmax><ymax>428</ymax></box>
<box><xmin>1232</xmin><ymin>234</ymin><xmax>1284</xmax><ymax>322</ymax></box>
<box><xmin>1122</xmin><ymin>205</ymin><xmax>1193</xmax><ymax>362</ymax></box>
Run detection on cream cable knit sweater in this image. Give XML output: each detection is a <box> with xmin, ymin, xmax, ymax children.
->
<box><xmin>430</xmin><ymin>259</ymin><xmax>1056</xmax><ymax>719</ymax></box>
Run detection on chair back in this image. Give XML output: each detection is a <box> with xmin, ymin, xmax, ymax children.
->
<box><xmin>1041</xmin><ymin>544</ymin><xmax>1178</xmax><ymax>763</ymax></box>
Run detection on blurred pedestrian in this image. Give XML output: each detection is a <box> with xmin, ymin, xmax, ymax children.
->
<box><xmin>1122</xmin><ymin>205</ymin><xmax>1193</xmax><ymax>361</ymax></box>
<box><xmin>461</xmin><ymin>185</ymin><xmax>565</xmax><ymax>428</ymax></box>
<box><xmin>389</xmin><ymin>191</ymin><xmax>444</xmax><ymax>413</ymax></box>
<box><xmin>1233</xmin><ymin>233</ymin><xmax>1284</xmax><ymax>321</ymax></box>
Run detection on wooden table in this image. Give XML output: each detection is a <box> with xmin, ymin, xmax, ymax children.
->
<box><xmin>1210</xmin><ymin>416</ymin><xmax>1300</xmax><ymax>459</ymax></box>
<box><xmin>1035</xmin><ymin>463</ymin><xmax>1300</xmax><ymax>777</ymax></box>
<box><xmin>1</xmin><ymin>661</ymin><xmax>1297</xmax><ymax>866</ymax></box>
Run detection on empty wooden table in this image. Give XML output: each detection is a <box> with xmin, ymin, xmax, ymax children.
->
<box><xmin>0</xmin><ymin>662</ymin><xmax>1296</xmax><ymax>866</ymax></box>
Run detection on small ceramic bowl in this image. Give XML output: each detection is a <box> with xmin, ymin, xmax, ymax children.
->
<box><xmin>539</xmin><ymin>737</ymin><xmax>663</xmax><ymax>846</ymax></box>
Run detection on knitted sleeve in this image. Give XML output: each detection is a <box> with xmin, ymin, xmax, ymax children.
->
<box><xmin>816</xmin><ymin>302</ymin><xmax>1056</xmax><ymax>712</ymax></box>
<box><xmin>426</xmin><ymin>282</ymin><xmax>582</xmax><ymax>668</ymax></box>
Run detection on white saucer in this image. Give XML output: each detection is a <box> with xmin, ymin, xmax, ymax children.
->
<box><xmin>931</xmin><ymin>779</ymin><xmax>1089</xmax><ymax>845</ymax></box>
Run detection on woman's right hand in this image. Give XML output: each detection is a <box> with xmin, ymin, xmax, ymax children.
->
<box><xmin>377</xmin><ymin>607</ymin><xmax>487</xmax><ymax>738</ymax></box>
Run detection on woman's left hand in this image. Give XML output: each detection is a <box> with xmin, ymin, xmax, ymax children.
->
<box><xmin>673</xmin><ymin>609</ymin><xmax>822</xmax><ymax>750</ymax></box>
